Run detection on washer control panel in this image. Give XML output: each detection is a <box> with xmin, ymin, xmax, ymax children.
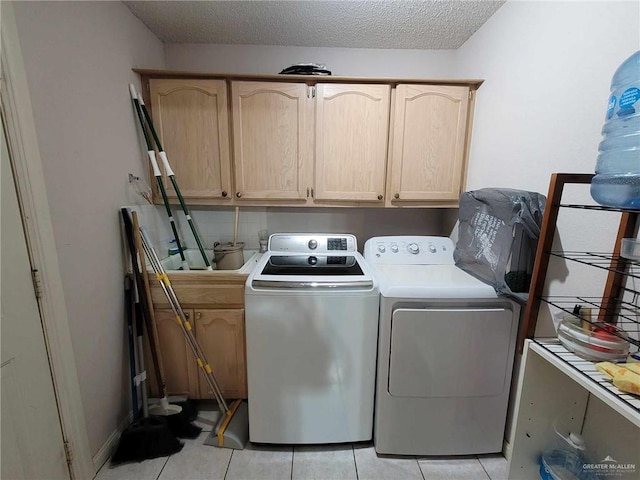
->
<box><xmin>269</xmin><ymin>233</ymin><xmax>357</xmax><ymax>253</ymax></box>
<box><xmin>364</xmin><ymin>236</ymin><xmax>455</xmax><ymax>265</ymax></box>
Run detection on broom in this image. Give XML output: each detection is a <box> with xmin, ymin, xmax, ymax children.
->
<box><xmin>110</xmin><ymin>273</ymin><xmax>182</xmax><ymax>464</ymax></box>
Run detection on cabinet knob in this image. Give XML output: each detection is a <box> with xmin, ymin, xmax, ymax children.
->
<box><xmin>185</xmin><ymin>312</ymin><xmax>190</xmax><ymax>319</ymax></box>
<box><xmin>236</xmin><ymin>192</ymin><xmax>242</xmax><ymax>198</ymax></box>
<box><xmin>377</xmin><ymin>194</ymin><xmax>383</xmax><ymax>201</ymax></box>
<box><xmin>394</xmin><ymin>193</ymin><xmax>400</xmax><ymax>199</ymax></box>
<box><xmin>221</xmin><ymin>191</ymin><xmax>228</xmax><ymax>198</ymax></box>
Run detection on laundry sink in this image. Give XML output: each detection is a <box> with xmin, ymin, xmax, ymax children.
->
<box><xmin>161</xmin><ymin>248</ymin><xmax>261</xmax><ymax>273</ymax></box>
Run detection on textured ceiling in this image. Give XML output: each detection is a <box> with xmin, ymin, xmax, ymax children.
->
<box><xmin>123</xmin><ymin>1</ymin><xmax>506</xmax><ymax>49</ymax></box>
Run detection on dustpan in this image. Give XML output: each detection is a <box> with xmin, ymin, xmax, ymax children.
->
<box><xmin>203</xmin><ymin>399</ymin><xmax>249</xmax><ymax>449</ymax></box>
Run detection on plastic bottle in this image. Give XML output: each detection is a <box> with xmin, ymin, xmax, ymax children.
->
<box><xmin>591</xmin><ymin>51</ymin><xmax>640</xmax><ymax>208</ymax></box>
<box><xmin>167</xmin><ymin>239</ymin><xmax>183</xmax><ymax>270</ymax></box>
<box><xmin>167</xmin><ymin>238</ymin><xmax>181</xmax><ymax>257</ymax></box>
<box><xmin>539</xmin><ymin>431</ymin><xmax>596</xmax><ymax>480</ymax></box>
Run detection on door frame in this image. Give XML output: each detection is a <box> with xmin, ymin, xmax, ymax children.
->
<box><xmin>1</xmin><ymin>4</ymin><xmax>94</xmax><ymax>478</ymax></box>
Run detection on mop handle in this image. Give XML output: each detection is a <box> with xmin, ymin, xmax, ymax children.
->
<box><xmin>124</xmin><ymin>276</ymin><xmax>139</xmax><ymax>421</ymax></box>
<box><xmin>129</xmin><ymin>85</ymin><xmax>187</xmax><ymax>266</ymax></box>
<box><xmin>142</xmin><ymin>239</ymin><xmax>229</xmax><ymax>413</ymax></box>
<box><xmin>121</xmin><ymin>209</ymin><xmax>166</xmax><ymax>404</ymax></box>
<box><xmin>133</xmin><ymin>299</ymin><xmax>149</xmax><ymax>419</ymax></box>
<box><xmin>132</xmin><ymin>211</ymin><xmax>168</xmax><ymax>397</ymax></box>
<box><xmin>136</xmin><ymin>92</ymin><xmax>212</xmax><ymax>271</ymax></box>
<box><xmin>141</xmin><ymin>233</ymin><xmax>227</xmax><ymax>410</ymax></box>
<box><xmin>140</xmin><ymin>230</ymin><xmax>229</xmax><ymax>413</ymax></box>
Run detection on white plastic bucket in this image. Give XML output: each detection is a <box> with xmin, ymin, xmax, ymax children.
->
<box><xmin>213</xmin><ymin>242</ymin><xmax>245</xmax><ymax>270</ymax></box>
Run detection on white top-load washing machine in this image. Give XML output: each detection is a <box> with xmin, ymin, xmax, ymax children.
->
<box><xmin>364</xmin><ymin>236</ymin><xmax>520</xmax><ymax>456</ymax></box>
<box><xmin>245</xmin><ymin>234</ymin><xmax>379</xmax><ymax>444</ymax></box>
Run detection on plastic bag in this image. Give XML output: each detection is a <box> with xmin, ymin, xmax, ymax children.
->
<box><xmin>453</xmin><ymin>188</ymin><xmax>546</xmax><ymax>295</ymax></box>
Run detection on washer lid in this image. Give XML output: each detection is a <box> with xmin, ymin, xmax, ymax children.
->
<box><xmin>260</xmin><ymin>254</ymin><xmax>363</xmax><ymax>276</ymax></box>
<box><xmin>249</xmin><ymin>251</ymin><xmax>376</xmax><ymax>290</ymax></box>
<box><xmin>374</xmin><ymin>264</ymin><xmax>497</xmax><ymax>298</ymax></box>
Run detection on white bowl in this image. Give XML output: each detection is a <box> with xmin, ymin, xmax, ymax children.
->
<box><xmin>557</xmin><ymin>320</ymin><xmax>629</xmax><ymax>350</ymax></box>
<box><xmin>558</xmin><ymin>327</ymin><xmax>629</xmax><ymax>362</ymax></box>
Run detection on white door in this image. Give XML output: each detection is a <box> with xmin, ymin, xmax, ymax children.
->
<box><xmin>1</xmin><ymin>113</ymin><xmax>70</xmax><ymax>479</ymax></box>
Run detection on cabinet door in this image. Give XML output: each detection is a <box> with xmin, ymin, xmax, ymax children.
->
<box><xmin>231</xmin><ymin>82</ymin><xmax>312</xmax><ymax>201</ymax></box>
<box><xmin>147</xmin><ymin>309</ymin><xmax>199</xmax><ymax>398</ymax></box>
<box><xmin>149</xmin><ymin>79</ymin><xmax>231</xmax><ymax>200</ymax></box>
<box><xmin>389</xmin><ymin>85</ymin><xmax>470</xmax><ymax>202</ymax></box>
<box><xmin>315</xmin><ymin>84</ymin><xmax>390</xmax><ymax>202</ymax></box>
<box><xmin>195</xmin><ymin>309</ymin><xmax>246</xmax><ymax>399</ymax></box>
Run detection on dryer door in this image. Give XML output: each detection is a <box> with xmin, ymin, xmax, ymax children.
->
<box><xmin>388</xmin><ymin>307</ymin><xmax>514</xmax><ymax>397</ymax></box>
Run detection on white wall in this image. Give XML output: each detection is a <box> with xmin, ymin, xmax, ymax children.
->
<box><xmin>457</xmin><ymin>0</ymin><xmax>640</xmax><ymax>336</ymax></box>
<box><xmin>166</xmin><ymin>43</ymin><xmax>457</xmax><ymax>77</ymax></box>
<box><xmin>458</xmin><ymin>0</ymin><xmax>639</xmax><ymax>192</ymax></box>
<box><xmin>13</xmin><ymin>1</ymin><xmax>165</xmax><ymax>457</ymax></box>
<box><xmin>138</xmin><ymin>205</ymin><xmax>449</xmax><ymax>261</ymax></box>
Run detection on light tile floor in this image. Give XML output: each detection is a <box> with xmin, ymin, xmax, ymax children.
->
<box><xmin>96</xmin><ymin>409</ymin><xmax>508</xmax><ymax>480</ymax></box>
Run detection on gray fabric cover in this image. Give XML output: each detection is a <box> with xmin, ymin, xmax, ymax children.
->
<box><xmin>454</xmin><ymin>188</ymin><xmax>546</xmax><ymax>295</ymax></box>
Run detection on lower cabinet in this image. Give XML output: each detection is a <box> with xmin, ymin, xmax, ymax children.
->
<box><xmin>195</xmin><ymin>309</ymin><xmax>246</xmax><ymax>400</ymax></box>
<box><xmin>152</xmin><ymin>308</ymin><xmax>199</xmax><ymax>399</ymax></box>
<box><xmin>145</xmin><ymin>272</ymin><xmax>248</xmax><ymax>400</ymax></box>
<box><xmin>150</xmin><ymin>308</ymin><xmax>247</xmax><ymax>400</ymax></box>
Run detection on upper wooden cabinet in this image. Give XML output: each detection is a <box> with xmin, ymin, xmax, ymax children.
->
<box><xmin>231</xmin><ymin>82</ymin><xmax>312</xmax><ymax>201</ymax></box>
<box><xmin>315</xmin><ymin>84</ymin><xmax>390</xmax><ymax>202</ymax></box>
<box><xmin>149</xmin><ymin>79</ymin><xmax>232</xmax><ymax>201</ymax></box>
<box><xmin>137</xmin><ymin>71</ymin><xmax>481</xmax><ymax>207</ymax></box>
<box><xmin>230</xmin><ymin>81</ymin><xmax>391</xmax><ymax>203</ymax></box>
<box><xmin>388</xmin><ymin>84</ymin><xmax>471</xmax><ymax>203</ymax></box>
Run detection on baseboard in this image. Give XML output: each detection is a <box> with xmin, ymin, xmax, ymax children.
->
<box><xmin>502</xmin><ymin>437</ymin><xmax>512</xmax><ymax>461</ymax></box>
<box><xmin>92</xmin><ymin>412</ymin><xmax>132</xmax><ymax>472</ymax></box>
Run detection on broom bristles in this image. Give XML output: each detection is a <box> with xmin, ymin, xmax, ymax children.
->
<box><xmin>111</xmin><ymin>416</ymin><xmax>183</xmax><ymax>465</ymax></box>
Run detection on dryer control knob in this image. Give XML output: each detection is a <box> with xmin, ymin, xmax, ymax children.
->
<box><xmin>428</xmin><ymin>244</ymin><xmax>437</xmax><ymax>253</ymax></box>
<box><xmin>378</xmin><ymin>245</ymin><xmax>386</xmax><ymax>253</ymax></box>
<box><xmin>390</xmin><ymin>244</ymin><xmax>399</xmax><ymax>253</ymax></box>
<box><xmin>407</xmin><ymin>243</ymin><xmax>420</xmax><ymax>254</ymax></box>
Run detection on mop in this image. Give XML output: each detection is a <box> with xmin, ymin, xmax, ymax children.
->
<box><xmin>130</xmin><ymin>84</ymin><xmax>212</xmax><ymax>271</ymax></box>
<box><xmin>131</xmin><ymin>210</ymin><xmax>202</xmax><ymax>438</ymax></box>
<box><xmin>129</xmin><ymin>85</ymin><xmax>189</xmax><ymax>271</ymax></box>
<box><xmin>139</xmin><ymin>228</ymin><xmax>249</xmax><ymax>449</ymax></box>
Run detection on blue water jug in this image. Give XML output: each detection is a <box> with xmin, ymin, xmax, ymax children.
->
<box><xmin>591</xmin><ymin>51</ymin><xmax>640</xmax><ymax>208</ymax></box>
<box><xmin>539</xmin><ymin>431</ymin><xmax>597</xmax><ymax>480</ymax></box>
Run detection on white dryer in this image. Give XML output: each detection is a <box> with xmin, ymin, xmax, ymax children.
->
<box><xmin>364</xmin><ymin>236</ymin><xmax>519</xmax><ymax>456</ymax></box>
